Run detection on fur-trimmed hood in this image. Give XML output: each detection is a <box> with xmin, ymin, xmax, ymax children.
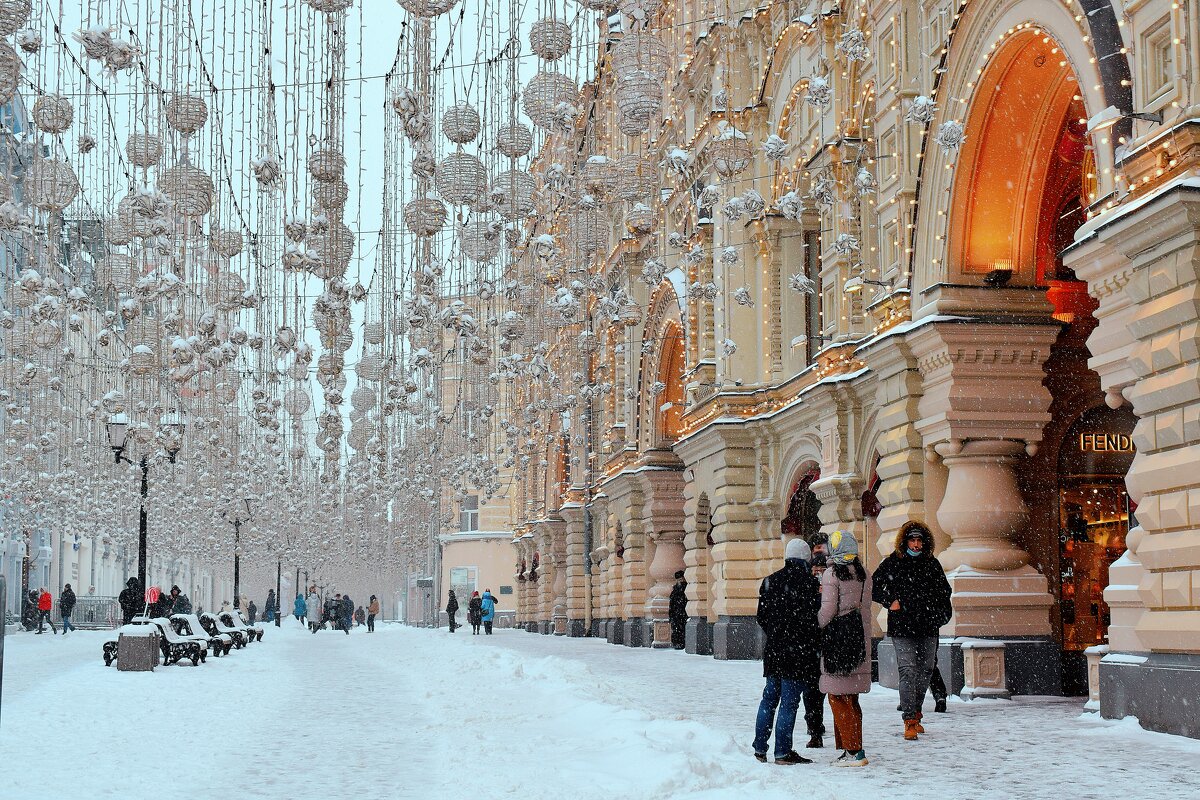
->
<box><xmin>894</xmin><ymin>520</ymin><xmax>935</xmax><ymax>555</ymax></box>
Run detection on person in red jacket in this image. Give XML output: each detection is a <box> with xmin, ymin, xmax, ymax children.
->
<box><xmin>36</xmin><ymin>588</ymin><xmax>58</xmax><ymax>634</ymax></box>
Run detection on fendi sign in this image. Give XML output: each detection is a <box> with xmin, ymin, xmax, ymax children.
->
<box><xmin>1079</xmin><ymin>433</ymin><xmax>1134</xmax><ymax>453</ymax></box>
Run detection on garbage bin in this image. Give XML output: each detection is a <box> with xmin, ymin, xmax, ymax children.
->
<box><xmin>117</xmin><ymin>629</ymin><xmax>160</xmax><ymax>672</ymax></box>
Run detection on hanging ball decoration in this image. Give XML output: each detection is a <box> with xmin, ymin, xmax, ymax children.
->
<box><xmin>363</xmin><ymin>322</ymin><xmax>384</xmax><ymax>345</ymax></box>
<box><xmin>308</xmin><ymin>148</ymin><xmax>346</xmax><ymax>182</ymax></box>
<box><xmin>355</xmin><ymin>353</ymin><xmax>384</xmax><ymax>381</ymax></box>
<box><xmin>125</xmin><ymin>133</ymin><xmax>163</xmax><ymax>168</ymax></box>
<box><xmin>615</xmin><ymin>70</ymin><xmax>663</xmax><ymax>133</ymax></box>
<box><xmin>711</xmin><ymin>128</ymin><xmax>753</xmax><ymax>179</ymax></box>
<box><xmin>0</xmin><ymin>1</ymin><xmax>32</xmax><ymax>39</ymax></box>
<box><xmin>434</xmin><ymin>151</ymin><xmax>487</xmax><ymax>205</ymax></box>
<box><xmin>350</xmin><ymin>385</ymin><xmax>377</xmax><ymax>412</ymax></box>
<box><xmin>612</xmin><ymin>31</ymin><xmax>670</xmax><ymax>82</ymax></box>
<box><xmin>571</xmin><ymin>207</ymin><xmax>608</xmax><ymax>254</ymax></box>
<box><xmin>159</xmin><ymin>161</ymin><xmax>215</xmax><ymax>217</ymax></box>
<box><xmin>577</xmin><ymin>0</ymin><xmax>616</xmax><ymax>10</ymax></box>
<box><xmin>460</xmin><ymin>216</ymin><xmax>502</xmax><ymax>264</ymax></box>
<box><xmin>165</xmin><ymin>94</ymin><xmax>209</xmax><ymax>135</ymax></box>
<box><xmin>530</xmin><ymin>18</ymin><xmax>571</xmax><ymax>61</ymax></box>
<box><xmin>396</xmin><ymin>0</ymin><xmax>461</xmax><ymax>18</ymax></box>
<box><xmin>441</xmin><ymin>102</ymin><xmax>481</xmax><ymax>144</ymax></box>
<box><xmin>32</xmin><ymin>94</ymin><xmax>74</xmax><ymax>134</ymax></box>
<box><xmin>404</xmin><ymin>196</ymin><xmax>448</xmax><ymax>237</ymax></box>
<box><xmin>26</xmin><ymin>159</ymin><xmax>80</xmax><ymax>211</ymax></box>
<box><xmin>308</xmin><ymin>220</ymin><xmax>356</xmax><ymax>278</ymax></box>
<box><xmin>313</xmin><ymin>176</ymin><xmax>350</xmax><ymax>213</ymax></box>
<box><xmin>616</xmin><ymin>154</ymin><xmax>657</xmax><ymax>202</ymax></box>
<box><xmin>209</xmin><ymin>228</ymin><xmax>244</xmax><ymax>258</ymax></box>
<box><xmin>0</xmin><ymin>44</ymin><xmax>23</xmax><ymax>106</ymax></box>
<box><xmin>490</xmin><ymin>169</ymin><xmax>536</xmax><ymax>220</ymax></box>
<box><xmin>522</xmin><ymin>71</ymin><xmax>579</xmax><ymax>131</ymax></box>
<box><xmin>303</xmin><ymin>0</ymin><xmax>353</xmax><ymax>11</ymax></box>
<box><xmin>495</xmin><ymin>122</ymin><xmax>533</xmax><ymax>159</ymax></box>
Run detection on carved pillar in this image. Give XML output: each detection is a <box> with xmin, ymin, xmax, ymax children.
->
<box><xmin>559</xmin><ymin>502</ymin><xmax>589</xmax><ymax>636</ymax></box>
<box><xmin>635</xmin><ymin>467</ymin><xmax>686</xmax><ymax>648</ymax></box>
<box><xmin>910</xmin><ymin>320</ymin><xmax>1058</xmax><ymax>639</ymax></box>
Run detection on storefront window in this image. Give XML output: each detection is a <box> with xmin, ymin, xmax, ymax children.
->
<box><xmin>1057</xmin><ymin>406</ymin><xmax>1136</xmax><ymax>656</ymax></box>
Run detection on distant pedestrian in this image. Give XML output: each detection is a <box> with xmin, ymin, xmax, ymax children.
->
<box><xmin>248</xmin><ymin>600</ymin><xmax>258</xmax><ymax>625</ymax></box>
<box><xmin>59</xmin><ymin>584</ymin><xmax>77</xmax><ymax>634</ymax></box>
<box><xmin>468</xmin><ymin>591</ymin><xmax>483</xmax><ymax>635</ymax></box>
<box><xmin>354</xmin><ymin>606</ymin><xmax>366</xmax><ymax>627</ymax></box>
<box><xmin>308</xmin><ymin>587</ymin><xmax>322</xmax><ymax>632</ymax></box>
<box><xmin>220</xmin><ymin>599</ymin><xmax>232</xmax><ymax>614</ymax></box>
<box><xmin>480</xmin><ymin>589</ymin><xmax>497</xmax><ymax>634</ymax></box>
<box><xmin>872</xmin><ymin>521</ymin><xmax>952</xmax><ymax>741</ymax></box>
<box><xmin>817</xmin><ymin>531</ymin><xmax>872</xmax><ymax>767</ymax></box>
<box><xmin>264</xmin><ymin>589</ymin><xmax>277</xmax><ymax>623</ymax></box>
<box><xmin>668</xmin><ymin>570</ymin><xmax>688</xmax><ymax>650</ymax></box>
<box><xmin>752</xmin><ymin>537</ymin><xmax>820</xmax><ymax>765</ymax></box>
<box><xmin>340</xmin><ymin>593</ymin><xmax>354</xmax><ymax>634</ymax></box>
<box><xmin>294</xmin><ymin>593</ymin><xmax>307</xmax><ymax>625</ymax></box>
<box><xmin>21</xmin><ymin>590</ymin><xmax>37</xmax><ymax>631</ymax></box>
<box><xmin>36</xmin><ymin>588</ymin><xmax>58</xmax><ymax>634</ymax></box>
<box><xmin>118</xmin><ymin>577</ymin><xmax>143</xmax><ymax>624</ymax></box>
<box><xmin>804</xmin><ymin>553</ymin><xmax>829</xmax><ymax>748</ymax></box>
<box><xmin>367</xmin><ymin>595</ymin><xmax>379</xmax><ymax>632</ymax></box>
<box><xmin>446</xmin><ymin>590</ymin><xmax>459</xmax><ymax>633</ymax></box>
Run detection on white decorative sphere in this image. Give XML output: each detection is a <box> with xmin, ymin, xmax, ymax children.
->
<box><xmin>26</xmin><ymin>160</ymin><xmax>79</xmax><ymax>211</ymax></box>
<box><xmin>309</xmin><ymin>148</ymin><xmax>346</xmax><ymax>182</ymax></box>
<box><xmin>165</xmin><ymin>94</ymin><xmax>209</xmax><ymax>135</ymax></box>
<box><xmin>404</xmin><ymin>196</ymin><xmax>448</xmax><ymax>237</ymax></box>
<box><xmin>0</xmin><ymin>1</ymin><xmax>33</xmax><ymax>39</ymax></box>
<box><xmin>0</xmin><ymin>44</ymin><xmax>20</xmax><ymax>106</ymax></box>
<box><xmin>32</xmin><ymin>94</ymin><xmax>74</xmax><ymax>133</ymax></box>
<box><xmin>495</xmin><ymin>122</ymin><xmax>533</xmax><ymax>159</ymax></box>
<box><xmin>522</xmin><ymin>71</ymin><xmax>578</xmax><ymax>131</ymax></box>
<box><xmin>434</xmin><ymin>151</ymin><xmax>487</xmax><ymax>205</ymax></box>
<box><xmin>441</xmin><ymin>102</ymin><xmax>481</xmax><ymax>144</ymax></box>
<box><xmin>126</xmin><ymin>133</ymin><xmax>163</xmax><ymax>168</ymax></box>
<box><xmin>490</xmin><ymin>169</ymin><xmax>535</xmax><ymax>220</ymax></box>
<box><xmin>530</xmin><ymin>18</ymin><xmax>571</xmax><ymax>61</ymax></box>
<box><xmin>159</xmin><ymin>162</ymin><xmax>214</xmax><ymax>217</ymax></box>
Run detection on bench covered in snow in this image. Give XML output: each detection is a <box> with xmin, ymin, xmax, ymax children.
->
<box><xmin>221</xmin><ymin>610</ymin><xmax>264</xmax><ymax>643</ymax></box>
<box><xmin>172</xmin><ymin>614</ymin><xmax>232</xmax><ymax>656</ymax></box>
<box><xmin>201</xmin><ymin>613</ymin><xmax>248</xmax><ymax>648</ymax></box>
<box><xmin>148</xmin><ymin>617</ymin><xmax>206</xmax><ymax>666</ymax></box>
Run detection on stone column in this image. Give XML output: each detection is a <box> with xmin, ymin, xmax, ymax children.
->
<box><xmin>1069</xmin><ymin>187</ymin><xmax>1200</xmax><ymax>736</ymax></box>
<box><xmin>1067</xmin><ymin>234</ymin><xmax>1146</xmax><ymax>652</ymax></box>
<box><xmin>681</xmin><ymin>476</ymin><xmax>714</xmax><ymax>654</ymax></box>
<box><xmin>636</xmin><ymin>467</ymin><xmax>686</xmax><ymax>648</ymax></box>
<box><xmin>558</xmin><ymin>502</ymin><xmax>589</xmax><ymax>636</ymax></box>
<box><xmin>910</xmin><ymin>319</ymin><xmax>1058</xmax><ymax>642</ymax></box>
<box><xmin>509</xmin><ymin>537</ymin><xmax>524</xmax><ymax>628</ymax></box>
<box><xmin>549</xmin><ymin>519</ymin><xmax>568</xmax><ymax>635</ymax></box>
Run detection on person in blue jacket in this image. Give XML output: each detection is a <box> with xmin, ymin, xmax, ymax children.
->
<box><xmin>293</xmin><ymin>593</ymin><xmax>307</xmax><ymax>625</ymax></box>
<box><xmin>481</xmin><ymin>589</ymin><xmax>498</xmax><ymax>635</ymax></box>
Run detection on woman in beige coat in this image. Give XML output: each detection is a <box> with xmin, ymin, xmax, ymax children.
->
<box><xmin>817</xmin><ymin>530</ymin><xmax>873</xmax><ymax>767</ymax></box>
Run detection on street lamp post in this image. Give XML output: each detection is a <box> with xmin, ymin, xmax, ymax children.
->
<box><xmin>222</xmin><ymin>498</ymin><xmax>252</xmax><ymax>609</ymax></box>
<box><xmin>106</xmin><ymin>413</ymin><xmax>183</xmax><ymax>594</ymax></box>
<box><xmin>275</xmin><ymin>559</ymin><xmax>281</xmax><ymax>627</ymax></box>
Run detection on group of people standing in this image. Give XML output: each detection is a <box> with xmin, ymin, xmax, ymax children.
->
<box><xmin>21</xmin><ymin>585</ymin><xmax>75</xmax><ymax>634</ymax></box>
<box><xmin>445</xmin><ymin>589</ymin><xmax>497</xmax><ymax>634</ymax></box>
<box><xmin>753</xmin><ymin>520</ymin><xmax>952</xmax><ymax>768</ymax></box>
<box><xmin>297</xmin><ymin>586</ymin><xmax>380</xmax><ymax>634</ymax></box>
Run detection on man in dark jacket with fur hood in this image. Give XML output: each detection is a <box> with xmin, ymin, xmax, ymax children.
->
<box><xmin>872</xmin><ymin>520</ymin><xmax>952</xmax><ymax>741</ymax></box>
<box><xmin>752</xmin><ymin>537</ymin><xmax>822</xmax><ymax>765</ymax></box>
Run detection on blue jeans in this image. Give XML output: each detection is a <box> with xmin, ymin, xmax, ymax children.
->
<box><xmin>753</xmin><ymin>676</ymin><xmax>804</xmax><ymax>757</ymax></box>
<box><xmin>62</xmin><ymin>614</ymin><xmax>74</xmax><ymax>632</ymax></box>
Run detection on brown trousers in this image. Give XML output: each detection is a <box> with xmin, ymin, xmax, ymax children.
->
<box><xmin>827</xmin><ymin>694</ymin><xmax>863</xmax><ymax>752</ymax></box>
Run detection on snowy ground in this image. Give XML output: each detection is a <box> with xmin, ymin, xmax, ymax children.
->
<box><xmin>1</xmin><ymin>624</ymin><xmax>1197</xmax><ymax>800</ymax></box>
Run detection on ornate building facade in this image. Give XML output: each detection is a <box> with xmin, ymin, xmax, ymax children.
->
<box><xmin>506</xmin><ymin>0</ymin><xmax>1200</xmax><ymax>738</ymax></box>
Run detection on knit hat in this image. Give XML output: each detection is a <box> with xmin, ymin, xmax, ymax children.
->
<box><xmin>784</xmin><ymin>537</ymin><xmax>811</xmax><ymax>562</ymax></box>
<box><xmin>828</xmin><ymin>530</ymin><xmax>859</xmax><ymax>563</ymax></box>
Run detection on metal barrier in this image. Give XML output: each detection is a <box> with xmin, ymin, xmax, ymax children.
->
<box><xmin>59</xmin><ymin>596</ymin><xmax>121</xmax><ymax>630</ymax></box>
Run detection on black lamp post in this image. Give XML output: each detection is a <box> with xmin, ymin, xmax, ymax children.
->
<box><xmin>222</xmin><ymin>498</ymin><xmax>253</xmax><ymax>609</ymax></box>
<box><xmin>106</xmin><ymin>413</ymin><xmax>183</xmax><ymax>594</ymax></box>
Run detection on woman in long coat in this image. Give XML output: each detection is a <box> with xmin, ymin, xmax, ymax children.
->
<box><xmin>817</xmin><ymin>531</ymin><xmax>873</xmax><ymax>767</ymax></box>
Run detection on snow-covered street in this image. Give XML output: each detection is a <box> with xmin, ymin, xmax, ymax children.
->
<box><xmin>2</xmin><ymin>624</ymin><xmax>1197</xmax><ymax>800</ymax></box>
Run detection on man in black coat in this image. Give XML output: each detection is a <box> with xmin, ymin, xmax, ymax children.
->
<box><xmin>118</xmin><ymin>577</ymin><xmax>143</xmax><ymax>624</ymax></box>
<box><xmin>59</xmin><ymin>583</ymin><xmax>77</xmax><ymax>634</ymax></box>
<box><xmin>752</xmin><ymin>537</ymin><xmax>821</xmax><ymax>765</ymax></box>
<box><xmin>340</xmin><ymin>594</ymin><xmax>353</xmax><ymax>634</ymax></box>
<box><xmin>872</xmin><ymin>520</ymin><xmax>953</xmax><ymax>740</ymax></box>
<box><xmin>668</xmin><ymin>570</ymin><xmax>688</xmax><ymax>650</ymax></box>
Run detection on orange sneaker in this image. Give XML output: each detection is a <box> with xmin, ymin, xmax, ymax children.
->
<box><xmin>904</xmin><ymin>719</ymin><xmax>920</xmax><ymax>741</ymax></box>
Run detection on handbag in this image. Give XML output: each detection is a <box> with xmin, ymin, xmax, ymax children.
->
<box><xmin>822</xmin><ymin>578</ymin><xmax>866</xmax><ymax>675</ymax></box>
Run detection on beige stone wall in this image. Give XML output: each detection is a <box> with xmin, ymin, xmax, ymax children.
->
<box><xmin>439</xmin><ymin>536</ymin><xmax>514</xmax><ymax>613</ymax></box>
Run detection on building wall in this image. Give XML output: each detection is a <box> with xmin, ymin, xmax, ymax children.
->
<box><xmin>439</xmin><ymin>535</ymin><xmax>516</xmax><ymax>620</ymax></box>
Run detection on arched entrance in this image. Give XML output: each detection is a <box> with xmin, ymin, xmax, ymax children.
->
<box><xmin>942</xmin><ymin>24</ymin><xmax>1126</xmax><ymax>694</ymax></box>
<box><xmin>782</xmin><ymin>464</ymin><xmax>822</xmax><ymax>542</ymax></box>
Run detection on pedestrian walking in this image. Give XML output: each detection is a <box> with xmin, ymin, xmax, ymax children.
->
<box><xmin>59</xmin><ymin>583</ymin><xmax>77</xmax><ymax>634</ymax></box>
<box><xmin>340</xmin><ymin>593</ymin><xmax>354</xmax><ymax>634</ymax></box>
<box><xmin>307</xmin><ymin>587</ymin><xmax>321</xmax><ymax>632</ymax></box>
<box><xmin>446</xmin><ymin>590</ymin><xmax>460</xmax><ymax>633</ymax></box>
<box><xmin>294</xmin><ymin>592</ymin><xmax>307</xmax><ymax>625</ymax></box>
<box><xmin>248</xmin><ymin>600</ymin><xmax>258</xmax><ymax>625</ymax></box>
<box><xmin>367</xmin><ymin>595</ymin><xmax>379</xmax><ymax>632</ymax></box>
<box><xmin>817</xmin><ymin>531</ymin><xmax>873</xmax><ymax>767</ymax></box>
<box><xmin>118</xmin><ymin>577</ymin><xmax>143</xmax><ymax>624</ymax></box>
<box><xmin>264</xmin><ymin>589</ymin><xmax>277</xmax><ymax>623</ymax></box>
<box><xmin>480</xmin><ymin>589</ymin><xmax>497</xmax><ymax>634</ymax></box>
<box><xmin>872</xmin><ymin>520</ymin><xmax>953</xmax><ymax>741</ymax></box>
<box><xmin>803</xmin><ymin>535</ymin><xmax>831</xmax><ymax>747</ymax></box>
<box><xmin>668</xmin><ymin>570</ymin><xmax>688</xmax><ymax>650</ymax></box>
<box><xmin>36</xmin><ymin>588</ymin><xmax>58</xmax><ymax>634</ymax></box>
<box><xmin>354</xmin><ymin>606</ymin><xmax>366</xmax><ymax>627</ymax></box>
<box><xmin>468</xmin><ymin>591</ymin><xmax>483</xmax><ymax>635</ymax></box>
<box><xmin>21</xmin><ymin>590</ymin><xmax>38</xmax><ymax>631</ymax></box>
<box><xmin>752</xmin><ymin>537</ymin><xmax>821</xmax><ymax>765</ymax></box>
